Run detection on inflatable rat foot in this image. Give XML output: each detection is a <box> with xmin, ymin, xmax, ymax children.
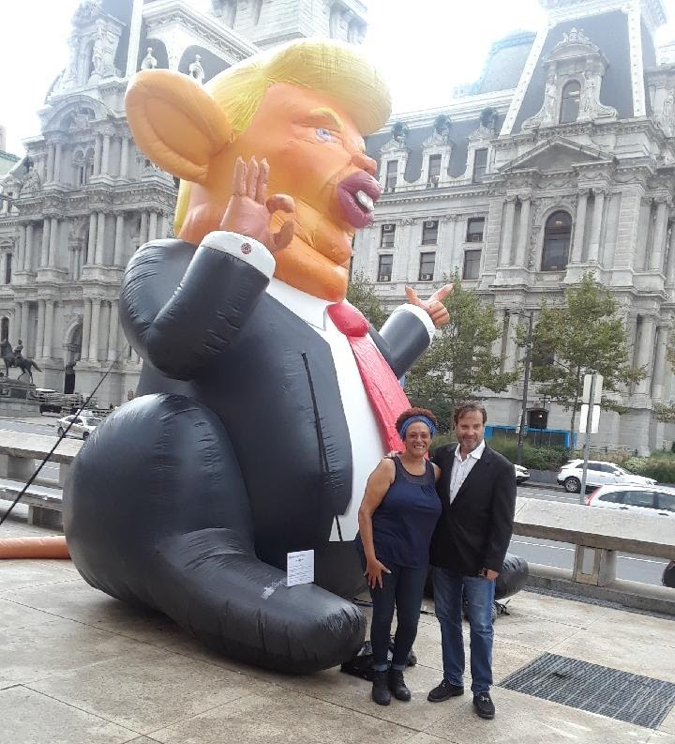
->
<box><xmin>64</xmin><ymin>393</ymin><xmax>365</xmax><ymax>672</ymax></box>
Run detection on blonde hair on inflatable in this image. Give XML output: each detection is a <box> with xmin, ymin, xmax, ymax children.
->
<box><xmin>174</xmin><ymin>38</ymin><xmax>391</xmax><ymax>234</ymax></box>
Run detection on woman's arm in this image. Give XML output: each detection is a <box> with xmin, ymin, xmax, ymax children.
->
<box><xmin>357</xmin><ymin>458</ymin><xmax>395</xmax><ymax>589</ymax></box>
<box><xmin>432</xmin><ymin>462</ymin><xmax>441</xmax><ymax>482</ymax></box>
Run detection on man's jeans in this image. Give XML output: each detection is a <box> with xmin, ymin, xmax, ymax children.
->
<box><xmin>432</xmin><ymin>568</ymin><xmax>495</xmax><ymax>694</ymax></box>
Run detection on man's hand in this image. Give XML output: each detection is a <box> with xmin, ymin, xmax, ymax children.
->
<box><xmin>405</xmin><ymin>284</ymin><xmax>453</xmax><ymax>328</ymax></box>
<box><xmin>481</xmin><ymin>568</ymin><xmax>499</xmax><ymax>581</ymax></box>
<box><xmin>220</xmin><ymin>156</ymin><xmax>295</xmax><ymax>254</ymax></box>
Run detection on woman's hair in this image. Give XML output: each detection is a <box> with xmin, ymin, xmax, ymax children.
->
<box><xmin>174</xmin><ymin>38</ymin><xmax>391</xmax><ymax>235</ymax></box>
<box><xmin>395</xmin><ymin>407</ymin><xmax>437</xmax><ymax>438</ymax></box>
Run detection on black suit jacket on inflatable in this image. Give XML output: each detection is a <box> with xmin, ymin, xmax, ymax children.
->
<box><xmin>64</xmin><ymin>233</ymin><xmax>432</xmax><ymax>673</ymax></box>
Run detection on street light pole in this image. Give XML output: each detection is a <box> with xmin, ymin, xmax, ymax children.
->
<box><xmin>516</xmin><ymin>310</ymin><xmax>534</xmax><ymax>467</ymax></box>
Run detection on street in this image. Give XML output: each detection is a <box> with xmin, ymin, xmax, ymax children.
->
<box><xmin>0</xmin><ymin>415</ymin><xmax>670</xmax><ymax>586</ymax></box>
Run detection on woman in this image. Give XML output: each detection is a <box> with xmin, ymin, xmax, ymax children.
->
<box><xmin>357</xmin><ymin>407</ymin><xmax>441</xmax><ymax>706</ymax></box>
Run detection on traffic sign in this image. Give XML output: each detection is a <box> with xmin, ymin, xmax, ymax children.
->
<box><xmin>578</xmin><ymin>404</ymin><xmax>600</xmax><ymax>434</ymax></box>
<box><xmin>582</xmin><ymin>373</ymin><xmax>603</xmax><ymax>404</ymax></box>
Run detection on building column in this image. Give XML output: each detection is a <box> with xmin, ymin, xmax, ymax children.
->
<box><xmin>35</xmin><ymin>300</ymin><xmax>46</xmax><ymax>358</ymax></box>
<box><xmin>16</xmin><ymin>225</ymin><xmax>25</xmax><ymax>270</ymax></box>
<box><xmin>101</xmin><ymin>134</ymin><xmax>111</xmax><ymax>175</ymax></box>
<box><xmin>120</xmin><ymin>137</ymin><xmax>129</xmax><ymax>178</ymax></box>
<box><xmin>40</xmin><ymin>219</ymin><xmax>51</xmax><ymax>267</ymax></box>
<box><xmin>43</xmin><ymin>300</ymin><xmax>55</xmax><ymax>358</ymax></box>
<box><xmin>86</xmin><ymin>213</ymin><xmax>97</xmax><ymax>264</ymax></box>
<box><xmin>650</xmin><ymin>199</ymin><xmax>670</xmax><ymax>272</ymax></box>
<box><xmin>93</xmin><ymin>135</ymin><xmax>102</xmax><ymax>176</ymax></box>
<box><xmin>95</xmin><ymin>211</ymin><xmax>106</xmax><ymax>264</ymax></box>
<box><xmin>635</xmin><ymin>315</ymin><xmax>657</xmax><ymax>395</ymax></box>
<box><xmin>19</xmin><ymin>301</ymin><xmax>29</xmax><ymax>350</ymax></box>
<box><xmin>139</xmin><ymin>211</ymin><xmax>149</xmax><ymax>246</ymax></box>
<box><xmin>651</xmin><ymin>324</ymin><xmax>670</xmax><ymax>400</ymax></box>
<box><xmin>148</xmin><ymin>211</ymin><xmax>158</xmax><ymax>242</ymax></box>
<box><xmin>88</xmin><ymin>299</ymin><xmax>102</xmax><ymax>362</ymax></box>
<box><xmin>24</xmin><ymin>223</ymin><xmax>33</xmax><ymax>271</ymax></box>
<box><xmin>113</xmin><ymin>214</ymin><xmax>125</xmax><ymax>265</ymax></box>
<box><xmin>48</xmin><ymin>217</ymin><xmax>59</xmax><ymax>267</ymax></box>
<box><xmin>46</xmin><ymin>144</ymin><xmax>55</xmax><ymax>183</ymax></box>
<box><xmin>587</xmin><ymin>189</ymin><xmax>606</xmax><ymax>263</ymax></box>
<box><xmin>515</xmin><ymin>196</ymin><xmax>531</xmax><ymax>267</ymax></box>
<box><xmin>107</xmin><ymin>300</ymin><xmax>119</xmax><ymax>361</ymax></box>
<box><xmin>53</xmin><ymin>143</ymin><xmax>62</xmax><ymax>183</ymax></box>
<box><xmin>13</xmin><ymin>302</ymin><xmax>22</xmax><ymax>343</ymax></box>
<box><xmin>504</xmin><ymin>310</ymin><xmax>520</xmax><ymax>373</ymax></box>
<box><xmin>81</xmin><ymin>298</ymin><xmax>92</xmax><ymax>362</ymax></box>
<box><xmin>498</xmin><ymin>196</ymin><xmax>517</xmax><ymax>267</ymax></box>
<box><xmin>571</xmin><ymin>189</ymin><xmax>589</xmax><ymax>262</ymax></box>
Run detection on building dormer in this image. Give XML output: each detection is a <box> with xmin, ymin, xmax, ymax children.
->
<box><xmin>378</xmin><ymin>122</ymin><xmax>410</xmax><ymax>193</ymax></box>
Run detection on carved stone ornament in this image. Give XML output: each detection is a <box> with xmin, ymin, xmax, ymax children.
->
<box><xmin>380</xmin><ymin>121</ymin><xmax>410</xmax><ymax>155</ymax></box>
<box><xmin>141</xmin><ymin>47</ymin><xmax>158</xmax><ymax>71</ymax></box>
<box><xmin>73</xmin><ymin>0</ymin><xmax>103</xmax><ymax>25</ymax></box>
<box><xmin>188</xmin><ymin>55</ymin><xmax>205</xmax><ymax>85</ymax></box>
<box><xmin>523</xmin><ymin>28</ymin><xmax>617</xmax><ymax>130</ymax></box>
<box><xmin>658</xmin><ymin>90</ymin><xmax>675</xmax><ymax>137</ymax></box>
<box><xmin>20</xmin><ymin>168</ymin><xmax>42</xmax><ymax>195</ymax></box>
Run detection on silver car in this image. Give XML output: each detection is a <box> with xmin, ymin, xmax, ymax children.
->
<box><xmin>587</xmin><ymin>484</ymin><xmax>675</xmax><ymax>518</ymax></box>
<box><xmin>56</xmin><ymin>414</ymin><xmax>102</xmax><ymax>440</ymax></box>
<box><xmin>557</xmin><ymin>459</ymin><xmax>656</xmax><ymax>493</ymax></box>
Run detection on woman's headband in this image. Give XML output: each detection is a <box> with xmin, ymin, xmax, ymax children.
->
<box><xmin>398</xmin><ymin>415</ymin><xmax>436</xmax><ymax>439</ymax></box>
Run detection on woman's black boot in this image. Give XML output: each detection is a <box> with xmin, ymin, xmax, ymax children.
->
<box><xmin>388</xmin><ymin>669</ymin><xmax>411</xmax><ymax>701</ymax></box>
<box><xmin>371</xmin><ymin>670</ymin><xmax>391</xmax><ymax>706</ymax></box>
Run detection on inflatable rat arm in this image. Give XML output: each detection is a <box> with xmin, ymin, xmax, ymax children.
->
<box><xmin>121</xmin><ymin>231</ymin><xmax>273</xmax><ymax>380</ymax></box>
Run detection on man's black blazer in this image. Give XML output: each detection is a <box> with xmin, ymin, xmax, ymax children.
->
<box><xmin>430</xmin><ymin>443</ymin><xmax>517</xmax><ymax>576</ymax></box>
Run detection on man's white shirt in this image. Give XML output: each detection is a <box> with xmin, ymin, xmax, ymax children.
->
<box><xmin>449</xmin><ymin>439</ymin><xmax>486</xmax><ymax>504</ymax></box>
<box><xmin>202</xmin><ymin>231</ymin><xmax>435</xmax><ymax>541</ymax></box>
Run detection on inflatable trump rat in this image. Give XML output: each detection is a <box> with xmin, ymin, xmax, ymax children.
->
<box><xmin>63</xmin><ymin>39</ymin><xmax>452</xmax><ymax>673</ymax></box>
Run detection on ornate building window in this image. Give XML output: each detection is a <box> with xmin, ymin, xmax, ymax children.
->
<box><xmin>466</xmin><ymin>217</ymin><xmax>485</xmax><ymax>242</ymax></box>
<box><xmin>377</xmin><ymin>254</ymin><xmax>393</xmax><ymax>282</ymax></box>
<box><xmin>385</xmin><ymin>160</ymin><xmax>398</xmax><ymax>192</ymax></box>
<box><xmin>560</xmin><ymin>80</ymin><xmax>581</xmax><ymax>124</ymax></box>
<box><xmin>473</xmin><ymin>149</ymin><xmax>488</xmax><ymax>182</ymax></box>
<box><xmin>422</xmin><ymin>220</ymin><xmax>438</xmax><ymax>245</ymax></box>
<box><xmin>463</xmin><ymin>249</ymin><xmax>481</xmax><ymax>280</ymax></box>
<box><xmin>4</xmin><ymin>253</ymin><xmax>12</xmax><ymax>284</ymax></box>
<box><xmin>541</xmin><ymin>211</ymin><xmax>572</xmax><ymax>271</ymax></box>
<box><xmin>380</xmin><ymin>223</ymin><xmax>396</xmax><ymax>248</ymax></box>
<box><xmin>0</xmin><ymin>317</ymin><xmax>8</xmax><ymax>340</ymax></box>
<box><xmin>427</xmin><ymin>154</ymin><xmax>442</xmax><ymax>185</ymax></box>
<box><xmin>418</xmin><ymin>252</ymin><xmax>435</xmax><ymax>281</ymax></box>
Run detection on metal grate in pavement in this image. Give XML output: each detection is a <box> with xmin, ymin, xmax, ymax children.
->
<box><xmin>499</xmin><ymin>653</ymin><xmax>675</xmax><ymax>729</ymax></box>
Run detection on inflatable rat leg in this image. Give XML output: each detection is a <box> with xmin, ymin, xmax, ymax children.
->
<box><xmin>64</xmin><ymin>393</ymin><xmax>365</xmax><ymax>673</ymax></box>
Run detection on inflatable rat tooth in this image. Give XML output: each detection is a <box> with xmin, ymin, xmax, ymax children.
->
<box><xmin>63</xmin><ymin>39</ymin><xmax>451</xmax><ymax>673</ymax></box>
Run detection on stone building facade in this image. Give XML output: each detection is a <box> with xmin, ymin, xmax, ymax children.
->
<box><xmin>353</xmin><ymin>0</ymin><xmax>675</xmax><ymax>453</ymax></box>
<box><xmin>0</xmin><ymin>0</ymin><xmax>365</xmax><ymax>406</ymax></box>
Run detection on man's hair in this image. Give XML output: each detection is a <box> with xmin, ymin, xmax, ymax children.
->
<box><xmin>454</xmin><ymin>402</ymin><xmax>488</xmax><ymax>425</ymax></box>
<box><xmin>395</xmin><ymin>407</ymin><xmax>437</xmax><ymax>433</ymax></box>
<box><xmin>174</xmin><ymin>38</ymin><xmax>391</xmax><ymax>234</ymax></box>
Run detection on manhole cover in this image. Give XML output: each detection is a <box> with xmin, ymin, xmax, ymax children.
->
<box><xmin>499</xmin><ymin>653</ymin><xmax>675</xmax><ymax>729</ymax></box>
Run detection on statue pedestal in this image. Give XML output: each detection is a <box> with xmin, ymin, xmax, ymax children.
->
<box><xmin>0</xmin><ymin>379</ymin><xmax>41</xmax><ymax>416</ymax></box>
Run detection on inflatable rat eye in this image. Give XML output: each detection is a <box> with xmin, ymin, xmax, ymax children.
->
<box><xmin>315</xmin><ymin>127</ymin><xmax>333</xmax><ymax>142</ymax></box>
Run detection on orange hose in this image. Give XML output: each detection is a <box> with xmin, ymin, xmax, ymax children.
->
<box><xmin>0</xmin><ymin>536</ymin><xmax>70</xmax><ymax>559</ymax></box>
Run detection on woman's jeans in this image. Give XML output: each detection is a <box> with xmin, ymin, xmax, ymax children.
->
<box><xmin>366</xmin><ymin>561</ymin><xmax>428</xmax><ymax>672</ymax></box>
<box><xmin>432</xmin><ymin>568</ymin><xmax>495</xmax><ymax>694</ymax></box>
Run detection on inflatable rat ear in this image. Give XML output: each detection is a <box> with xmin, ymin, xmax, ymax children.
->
<box><xmin>125</xmin><ymin>69</ymin><xmax>233</xmax><ymax>184</ymax></box>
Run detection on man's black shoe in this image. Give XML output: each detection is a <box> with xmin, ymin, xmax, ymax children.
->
<box><xmin>427</xmin><ymin>679</ymin><xmax>464</xmax><ymax>702</ymax></box>
<box><xmin>473</xmin><ymin>692</ymin><xmax>495</xmax><ymax>719</ymax></box>
<box><xmin>388</xmin><ymin>669</ymin><xmax>411</xmax><ymax>702</ymax></box>
<box><xmin>371</xmin><ymin>670</ymin><xmax>391</xmax><ymax>706</ymax></box>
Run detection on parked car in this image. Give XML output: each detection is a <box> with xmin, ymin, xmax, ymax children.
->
<box><xmin>514</xmin><ymin>464</ymin><xmax>530</xmax><ymax>484</ymax></box>
<box><xmin>586</xmin><ymin>484</ymin><xmax>675</xmax><ymax>518</ymax></box>
<box><xmin>557</xmin><ymin>459</ymin><xmax>656</xmax><ymax>493</ymax></box>
<box><xmin>56</xmin><ymin>413</ymin><xmax>103</xmax><ymax>440</ymax></box>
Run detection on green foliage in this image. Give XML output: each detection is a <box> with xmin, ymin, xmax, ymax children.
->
<box><xmin>405</xmin><ymin>275</ymin><xmax>518</xmax><ymax>422</ymax></box>
<box><xmin>346</xmin><ymin>271</ymin><xmax>388</xmax><ymax>328</ymax></box>
<box><xmin>623</xmin><ymin>453</ymin><xmax>675</xmax><ymax>483</ymax></box>
<box><xmin>487</xmin><ymin>435</ymin><xmax>570</xmax><ymax>471</ymax></box>
<box><xmin>654</xmin><ymin>403</ymin><xmax>675</xmax><ymax>424</ymax></box>
<box><xmin>428</xmin><ymin>433</ymin><xmax>456</xmax><ymax>455</ymax></box>
<box><xmin>524</xmin><ymin>272</ymin><xmax>643</xmax><ymax>447</ymax></box>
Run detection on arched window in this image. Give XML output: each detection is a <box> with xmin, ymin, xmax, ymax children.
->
<box><xmin>560</xmin><ymin>80</ymin><xmax>581</xmax><ymax>124</ymax></box>
<box><xmin>1</xmin><ymin>317</ymin><xmax>8</xmax><ymax>341</ymax></box>
<box><xmin>541</xmin><ymin>211</ymin><xmax>572</xmax><ymax>271</ymax></box>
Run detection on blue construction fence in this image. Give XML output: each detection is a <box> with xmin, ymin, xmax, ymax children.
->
<box><xmin>485</xmin><ymin>425</ymin><xmax>575</xmax><ymax>450</ymax></box>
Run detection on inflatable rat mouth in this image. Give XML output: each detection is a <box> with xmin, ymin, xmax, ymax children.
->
<box><xmin>336</xmin><ymin>171</ymin><xmax>381</xmax><ymax>229</ymax></box>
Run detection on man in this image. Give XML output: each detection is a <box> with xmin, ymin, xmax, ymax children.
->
<box><xmin>427</xmin><ymin>402</ymin><xmax>517</xmax><ymax>719</ymax></box>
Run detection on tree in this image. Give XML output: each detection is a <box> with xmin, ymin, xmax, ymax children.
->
<box><xmin>526</xmin><ymin>272</ymin><xmax>644</xmax><ymax>447</ymax></box>
<box><xmin>404</xmin><ymin>274</ymin><xmax>518</xmax><ymax>431</ymax></box>
<box><xmin>346</xmin><ymin>271</ymin><xmax>388</xmax><ymax>328</ymax></box>
<box><xmin>653</xmin><ymin>340</ymin><xmax>675</xmax><ymax>423</ymax></box>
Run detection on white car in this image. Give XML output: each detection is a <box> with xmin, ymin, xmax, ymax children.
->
<box><xmin>514</xmin><ymin>464</ymin><xmax>530</xmax><ymax>484</ymax></box>
<box><xmin>56</xmin><ymin>413</ymin><xmax>102</xmax><ymax>440</ymax></box>
<box><xmin>587</xmin><ymin>484</ymin><xmax>675</xmax><ymax>518</ymax></box>
<box><xmin>557</xmin><ymin>459</ymin><xmax>656</xmax><ymax>493</ymax></box>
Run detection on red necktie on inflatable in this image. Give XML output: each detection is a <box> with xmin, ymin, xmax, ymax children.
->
<box><xmin>327</xmin><ymin>302</ymin><xmax>410</xmax><ymax>452</ymax></box>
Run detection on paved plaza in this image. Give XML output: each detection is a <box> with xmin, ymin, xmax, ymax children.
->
<box><xmin>1</xmin><ymin>517</ymin><xmax>674</xmax><ymax>744</ymax></box>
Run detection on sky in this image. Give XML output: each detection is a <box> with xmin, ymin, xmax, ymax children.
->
<box><xmin>2</xmin><ymin>0</ymin><xmax>675</xmax><ymax>155</ymax></box>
